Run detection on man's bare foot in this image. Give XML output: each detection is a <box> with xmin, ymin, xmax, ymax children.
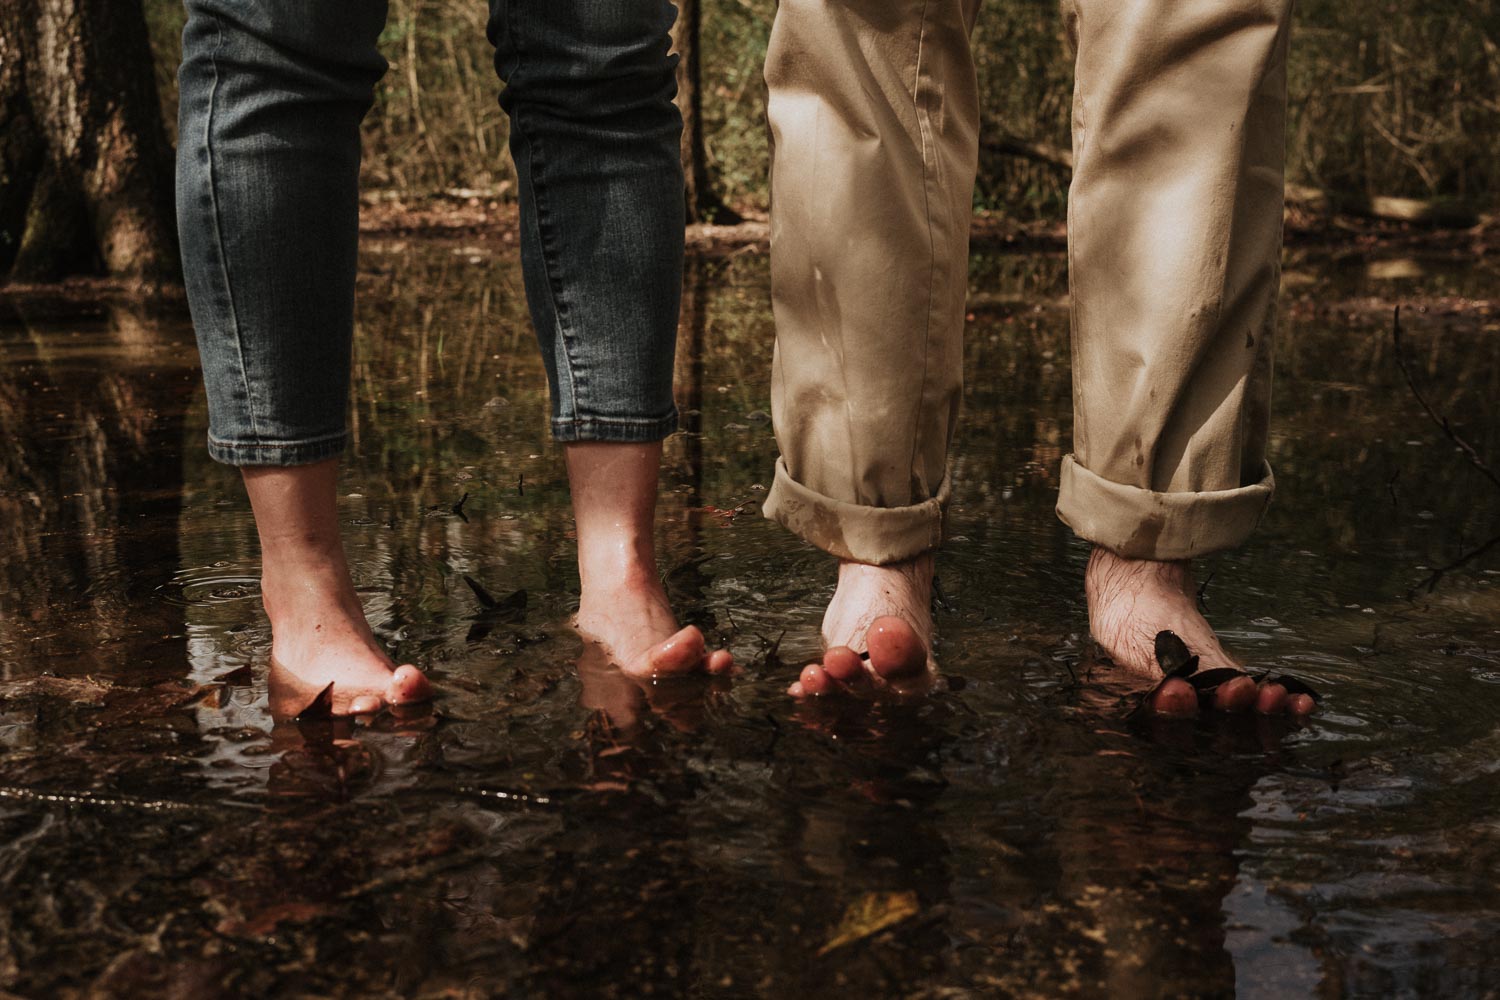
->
<box><xmin>263</xmin><ymin>559</ymin><xmax>431</xmax><ymax>718</ymax></box>
<box><xmin>244</xmin><ymin>461</ymin><xmax>431</xmax><ymax>719</ymax></box>
<box><xmin>575</xmin><ymin>567</ymin><xmax>734</xmax><ymax>681</ymax></box>
<box><xmin>1085</xmin><ymin>547</ymin><xmax>1315</xmax><ymax>718</ymax></box>
<box><xmin>789</xmin><ymin>555</ymin><xmax>935</xmax><ymax>698</ymax></box>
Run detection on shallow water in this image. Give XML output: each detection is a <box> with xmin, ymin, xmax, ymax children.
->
<box><xmin>1</xmin><ymin>243</ymin><xmax>1498</xmax><ymax>998</ymax></box>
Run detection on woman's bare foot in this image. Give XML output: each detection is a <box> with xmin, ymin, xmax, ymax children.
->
<box><xmin>566</xmin><ymin>442</ymin><xmax>732</xmax><ymax>682</ymax></box>
<box><xmin>246</xmin><ymin>461</ymin><xmax>432</xmax><ymax>718</ymax></box>
<box><xmin>789</xmin><ymin>555</ymin><xmax>935</xmax><ymax>698</ymax></box>
<box><xmin>1085</xmin><ymin>546</ymin><xmax>1314</xmax><ymax>718</ymax></box>
<box><xmin>263</xmin><ymin>560</ymin><xmax>430</xmax><ymax>717</ymax></box>
<box><xmin>574</xmin><ymin>567</ymin><xmax>733</xmax><ymax>680</ymax></box>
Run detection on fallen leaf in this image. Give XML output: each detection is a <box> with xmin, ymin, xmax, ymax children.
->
<box><xmin>217</xmin><ymin>664</ymin><xmax>254</xmax><ymax>685</ymax></box>
<box><xmin>818</xmin><ymin>891</ymin><xmax>920</xmax><ymax>956</ymax></box>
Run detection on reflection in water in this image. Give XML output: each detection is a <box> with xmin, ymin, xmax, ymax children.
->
<box><xmin>0</xmin><ymin>245</ymin><xmax>1498</xmax><ymax>995</ymax></box>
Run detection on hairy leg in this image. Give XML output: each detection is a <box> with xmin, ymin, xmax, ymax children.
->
<box><xmin>1086</xmin><ymin>547</ymin><xmax>1314</xmax><ymax>717</ymax></box>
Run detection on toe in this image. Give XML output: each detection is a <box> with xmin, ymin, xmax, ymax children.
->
<box><xmin>706</xmin><ymin>648</ymin><xmax>735</xmax><ymax>675</ymax></box>
<box><xmin>796</xmin><ymin>663</ymin><xmax>832</xmax><ymax>697</ymax></box>
<box><xmin>1151</xmin><ymin>677</ymin><xmax>1199</xmax><ymax>718</ymax></box>
<box><xmin>387</xmin><ymin>664</ymin><xmax>432</xmax><ymax>705</ymax></box>
<box><xmin>866</xmin><ymin>616</ymin><xmax>927</xmax><ymax>679</ymax></box>
<box><xmin>348</xmin><ymin>693</ymin><xmax>384</xmax><ymax>715</ymax></box>
<box><xmin>1213</xmin><ymin>675</ymin><xmax>1258</xmax><ymax>713</ymax></box>
<box><xmin>1287</xmin><ymin>692</ymin><xmax>1316</xmax><ymax>717</ymax></box>
<box><xmin>647</xmin><ymin>625</ymin><xmax>709</xmax><ymax>675</ymax></box>
<box><xmin>1256</xmin><ymin>682</ymin><xmax>1289</xmax><ymax>715</ymax></box>
<box><xmin>822</xmin><ymin>646</ymin><xmax>863</xmax><ymax>683</ymax></box>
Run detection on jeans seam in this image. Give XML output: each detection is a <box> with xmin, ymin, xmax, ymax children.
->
<box><xmin>523</xmin><ymin>119</ymin><xmax>583</xmax><ymax>426</ymax></box>
<box><xmin>202</xmin><ymin>14</ymin><xmax>260</xmax><ymax>443</ymax></box>
<box><xmin>508</xmin><ymin>0</ymin><xmax>582</xmax><ymax>429</ymax></box>
<box><xmin>905</xmin><ymin>0</ymin><xmax>938</xmax><ymax>504</ymax></box>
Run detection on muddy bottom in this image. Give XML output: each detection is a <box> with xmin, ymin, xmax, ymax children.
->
<box><xmin>1</xmin><ymin>244</ymin><xmax>1498</xmax><ymax>998</ymax></box>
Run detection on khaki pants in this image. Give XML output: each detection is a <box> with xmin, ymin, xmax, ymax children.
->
<box><xmin>762</xmin><ymin>0</ymin><xmax>1291</xmax><ymax>564</ymax></box>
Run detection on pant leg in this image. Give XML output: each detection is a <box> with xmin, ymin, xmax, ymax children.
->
<box><xmin>761</xmin><ymin>0</ymin><xmax>982</xmax><ymax>565</ymax></box>
<box><xmin>177</xmin><ymin>0</ymin><xmax>388</xmax><ymax>467</ymax></box>
<box><xmin>488</xmin><ymin>0</ymin><xmax>684</xmax><ymax>444</ymax></box>
<box><xmin>1055</xmin><ymin>0</ymin><xmax>1291</xmax><ymax>559</ymax></box>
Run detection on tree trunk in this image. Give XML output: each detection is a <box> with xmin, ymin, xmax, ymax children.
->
<box><xmin>0</xmin><ymin>0</ymin><xmax>177</xmax><ymax>282</ymax></box>
<box><xmin>670</xmin><ymin>0</ymin><xmax>741</xmax><ymax>225</ymax></box>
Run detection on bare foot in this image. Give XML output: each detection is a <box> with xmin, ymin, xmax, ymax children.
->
<box><xmin>243</xmin><ymin>460</ymin><xmax>431</xmax><ymax>719</ymax></box>
<box><xmin>789</xmin><ymin>555</ymin><xmax>935</xmax><ymax>699</ymax></box>
<box><xmin>575</xmin><ymin>567</ymin><xmax>734</xmax><ymax>681</ymax></box>
<box><xmin>263</xmin><ymin>560</ymin><xmax>431</xmax><ymax>718</ymax></box>
<box><xmin>566</xmin><ymin>441</ymin><xmax>732</xmax><ymax>683</ymax></box>
<box><xmin>1085</xmin><ymin>547</ymin><xmax>1315</xmax><ymax>718</ymax></box>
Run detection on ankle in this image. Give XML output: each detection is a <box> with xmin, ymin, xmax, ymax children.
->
<box><xmin>836</xmin><ymin>553</ymin><xmax>935</xmax><ymax>589</ymax></box>
<box><xmin>1086</xmin><ymin>547</ymin><xmax>1192</xmax><ymax>597</ymax></box>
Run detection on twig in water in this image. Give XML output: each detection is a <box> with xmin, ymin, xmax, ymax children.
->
<box><xmin>1391</xmin><ymin>306</ymin><xmax>1500</xmax><ymax>595</ymax></box>
<box><xmin>1392</xmin><ymin>306</ymin><xmax>1500</xmax><ymax>493</ymax></box>
<box><xmin>1410</xmin><ymin>531</ymin><xmax>1500</xmax><ymax>597</ymax></box>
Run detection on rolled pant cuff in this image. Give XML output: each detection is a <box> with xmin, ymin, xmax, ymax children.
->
<box><xmin>206</xmin><ymin>431</ymin><xmax>347</xmax><ymax>467</ymax></box>
<box><xmin>1056</xmin><ymin>454</ymin><xmax>1274</xmax><ymax>560</ymax></box>
<box><xmin>551</xmin><ymin>410</ymin><xmax>679</xmax><ymax>444</ymax></box>
<box><xmin>762</xmin><ymin>457</ymin><xmax>949</xmax><ymax>564</ymax></box>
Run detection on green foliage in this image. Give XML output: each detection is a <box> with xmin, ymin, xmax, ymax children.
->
<box><xmin>144</xmin><ymin>0</ymin><xmax>1500</xmax><ymax>216</ymax></box>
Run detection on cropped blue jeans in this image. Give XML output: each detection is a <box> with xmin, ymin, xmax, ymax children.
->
<box><xmin>177</xmin><ymin>0</ymin><xmax>685</xmax><ymax>466</ymax></box>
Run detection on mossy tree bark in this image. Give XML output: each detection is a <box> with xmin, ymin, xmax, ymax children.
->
<box><xmin>670</xmin><ymin>0</ymin><xmax>741</xmax><ymax>225</ymax></box>
<box><xmin>0</xmin><ymin>0</ymin><xmax>177</xmax><ymax>282</ymax></box>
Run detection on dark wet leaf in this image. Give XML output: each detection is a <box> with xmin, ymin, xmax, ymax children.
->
<box><xmin>216</xmin><ymin>665</ymin><xmax>254</xmax><ymax>686</ymax></box>
<box><xmin>818</xmin><ymin>891</ymin><xmax>921</xmax><ymax>956</ymax></box>
<box><xmin>464</xmin><ymin>574</ymin><xmax>498</xmax><ymax>609</ymax></box>
<box><xmin>1186</xmin><ymin>667</ymin><xmax>1246</xmax><ymax>692</ymax></box>
<box><xmin>295</xmin><ymin>683</ymin><xmax>335</xmax><ymax>721</ymax></box>
<box><xmin>464</xmin><ymin>575</ymin><xmax>526</xmax><ymax>615</ymax></box>
<box><xmin>463</xmin><ymin>581</ymin><xmax>527</xmax><ymax>643</ymax></box>
<box><xmin>493</xmin><ymin>588</ymin><xmax>527</xmax><ymax>614</ymax></box>
<box><xmin>1154</xmin><ymin>630</ymin><xmax>1199</xmax><ymax>678</ymax></box>
<box><xmin>1268</xmin><ymin>674</ymin><xmax>1323</xmax><ymax>702</ymax></box>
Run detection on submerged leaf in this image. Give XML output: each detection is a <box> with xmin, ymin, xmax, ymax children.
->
<box><xmin>1268</xmin><ymin>674</ymin><xmax>1323</xmax><ymax>702</ymax></box>
<box><xmin>818</xmin><ymin>891</ymin><xmax>920</xmax><ymax>956</ymax></box>
<box><xmin>463</xmin><ymin>574</ymin><xmax>498</xmax><ymax>609</ymax></box>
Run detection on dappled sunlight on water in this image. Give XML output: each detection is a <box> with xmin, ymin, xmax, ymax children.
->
<box><xmin>0</xmin><ymin>244</ymin><xmax>1497</xmax><ymax>996</ymax></box>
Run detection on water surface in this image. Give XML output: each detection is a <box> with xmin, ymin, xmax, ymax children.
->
<box><xmin>0</xmin><ymin>244</ymin><xmax>1497</xmax><ymax>997</ymax></box>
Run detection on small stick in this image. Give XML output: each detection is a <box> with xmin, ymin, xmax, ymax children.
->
<box><xmin>1410</xmin><ymin>531</ymin><xmax>1500</xmax><ymax>597</ymax></box>
<box><xmin>1392</xmin><ymin>306</ymin><xmax>1500</xmax><ymax>494</ymax></box>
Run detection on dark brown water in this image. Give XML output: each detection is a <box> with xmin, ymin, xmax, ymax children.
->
<box><xmin>1</xmin><ymin>244</ymin><xmax>1498</xmax><ymax>998</ymax></box>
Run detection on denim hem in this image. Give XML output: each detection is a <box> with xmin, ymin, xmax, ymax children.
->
<box><xmin>206</xmin><ymin>431</ymin><xmax>347</xmax><ymax>467</ymax></box>
<box><xmin>550</xmin><ymin>410</ymin><xmax>679</xmax><ymax>443</ymax></box>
